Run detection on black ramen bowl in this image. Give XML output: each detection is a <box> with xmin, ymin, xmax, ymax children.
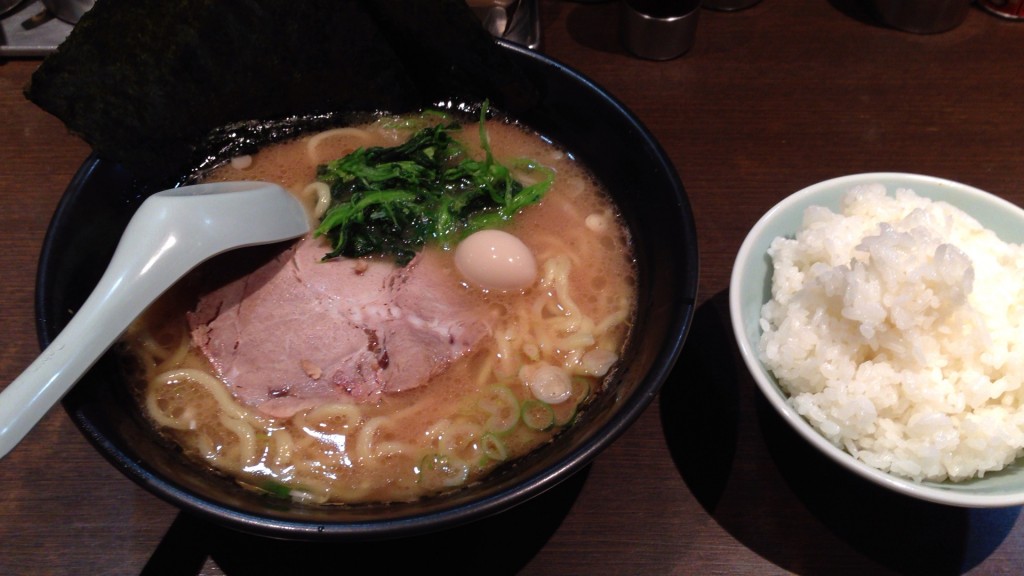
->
<box><xmin>36</xmin><ymin>41</ymin><xmax>699</xmax><ymax>540</ymax></box>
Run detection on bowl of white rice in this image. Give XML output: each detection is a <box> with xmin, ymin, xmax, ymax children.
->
<box><xmin>730</xmin><ymin>172</ymin><xmax>1024</xmax><ymax>507</ymax></box>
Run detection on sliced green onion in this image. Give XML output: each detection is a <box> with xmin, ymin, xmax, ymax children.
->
<box><xmin>478</xmin><ymin>385</ymin><xmax>520</xmax><ymax>434</ymax></box>
<box><xmin>437</xmin><ymin>419</ymin><xmax>484</xmax><ymax>463</ymax></box>
<box><xmin>521</xmin><ymin>399</ymin><xmax>555</xmax><ymax>431</ymax></box>
<box><xmin>479</xmin><ymin>432</ymin><xmax>508</xmax><ymax>464</ymax></box>
<box><xmin>256</xmin><ymin>479</ymin><xmax>292</xmax><ymax>498</ymax></box>
<box><xmin>418</xmin><ymin>453</ymin><xmax>470</xmax><ymax>489</ymax></box>
<box><xmin>551</xmin><ymin>376</ymin><xmax>592</xmax><ymax>427</ymax></box>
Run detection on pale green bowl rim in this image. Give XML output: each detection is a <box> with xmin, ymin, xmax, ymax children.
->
<box><xmin>729</xmin><ymin>172</ymin><xmax>1024</xmax><ymax>508</ymax></box>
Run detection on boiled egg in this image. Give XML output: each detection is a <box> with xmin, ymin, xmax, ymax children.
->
<box><xmin>454</xmin><ymin>229</ymin><xmax>537</xmax><ymax>291</ymax></box>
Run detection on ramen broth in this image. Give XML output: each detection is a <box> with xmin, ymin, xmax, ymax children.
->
<box><xmin>123</xmin><ymin>111</ymin><xmax>637</xmax><ymax>504</ymax></box>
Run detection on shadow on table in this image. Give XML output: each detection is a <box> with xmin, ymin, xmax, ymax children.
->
<box><xmin>660</xmin><ymin>290</ymin><xmax>1021</xmax><ymax>576</ymax></box>
<box><xmin>827</xmin><ymin>0</ymin><xmax>886</xmax><ymax>28</ymax></box>
<box><xmin>140</xmin><ymin>464</ymin><xmax>589</xmax><ymax>576</ymax></box>
<box><xmin>562</xmin><ymin>0</ymin><xmax>624</xmax><ymax>56</ymax></box>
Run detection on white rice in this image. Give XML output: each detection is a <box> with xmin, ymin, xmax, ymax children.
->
<box><xmin>759</xmin><ymin>183</ymin><xmax>1024</xmax><ymax>482</ymax></box>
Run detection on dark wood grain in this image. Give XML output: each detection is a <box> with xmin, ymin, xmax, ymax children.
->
<box><xmin>2</xmin><ymin>1</ymin><xmax>1023</xmax><ymax>574</ymax></box>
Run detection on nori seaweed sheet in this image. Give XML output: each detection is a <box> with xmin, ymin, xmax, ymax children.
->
<box><xmin>25</xmin><ymin>0</ymin><xmax>538</xmax><ymax>184</ymax></box>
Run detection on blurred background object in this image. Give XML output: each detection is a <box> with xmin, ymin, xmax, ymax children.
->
<box><xmin>468</xmin><ymin>0</ymin><xmax>541</xmax><ymax>49</ymax></box>
<box><xmin>702</xmin><ymin>0</ymin><xmax>762</xmax><ymax>11</ymax></box>
<box><xmin>621</xmin><ymin>0</ymin><xmax>701</xmax><ymax>60</ymax></box>
<box><xmin>42</xmin><ymin>0</ymin><xmax>93</xmax><ymax>23</ymax></box>
<box><xmin>870</xmin><ymin>0</ymin><xmax>972</xmax><ymax>33</ymax></box>
<box><xmin>977</xmin><ymin>0</ymin><xmax>1024</xmax><ymax>19</ymax></box>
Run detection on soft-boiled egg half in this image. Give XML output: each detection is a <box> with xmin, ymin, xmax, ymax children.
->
<box><xmin>455</xmin><ymin>229</ymin><xmax>537</xmax><ymax>291</ymax></box>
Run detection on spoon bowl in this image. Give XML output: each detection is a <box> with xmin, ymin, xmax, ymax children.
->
<box><xmin>0</xmin><ymin>181</ymin><xmax>309</xmax><ymax>459</ymax></box>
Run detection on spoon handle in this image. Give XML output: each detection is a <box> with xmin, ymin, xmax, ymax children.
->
<box><xmin>0</xmin><ymin>274</ymin><xmax>143</xmax><ymax>459</ymax></box>
<box><xmin>0</xmin><ymin>199</ymin><xmax>181</xmax><ymax>459</ymax></box>
<box><xmin>0</xmin><ymin>181</ymin><xmax>308</xmax><ymax>460</ymax></box>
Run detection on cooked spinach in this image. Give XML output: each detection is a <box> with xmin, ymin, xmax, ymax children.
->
<box><xmin>314</xmin><ymin>107</ymin><xmax>554</xmax><ymax>265</ymax></box>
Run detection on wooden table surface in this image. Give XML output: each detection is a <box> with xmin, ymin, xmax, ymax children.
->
<box><xmin>3</xmin><ymin>1</ymin><xmax>1024</xmax><ymax>574</ymax></box>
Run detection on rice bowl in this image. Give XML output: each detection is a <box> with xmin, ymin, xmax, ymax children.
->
<box><xmin>731</xmin><ymin>173</ymin><xmax>1024</xmax><ymax>507</ymax></box>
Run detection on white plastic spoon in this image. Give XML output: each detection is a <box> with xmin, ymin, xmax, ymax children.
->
<box><xmin>0</xmin><ymin>180</ymin><xmax>311</xmax><ymax>459</ymax></box>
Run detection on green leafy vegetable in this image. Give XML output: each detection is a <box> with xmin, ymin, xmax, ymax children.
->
<box><xmin>313</xmin><ymin>106</ymin><xmax>554</xmax><ymax>265</ymax></box>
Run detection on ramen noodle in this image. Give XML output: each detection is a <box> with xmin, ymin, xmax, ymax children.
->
<box><xmin>122</xmin><ymin>110</ymin><xmax>637</xmax><ymax>504</ymax></box>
